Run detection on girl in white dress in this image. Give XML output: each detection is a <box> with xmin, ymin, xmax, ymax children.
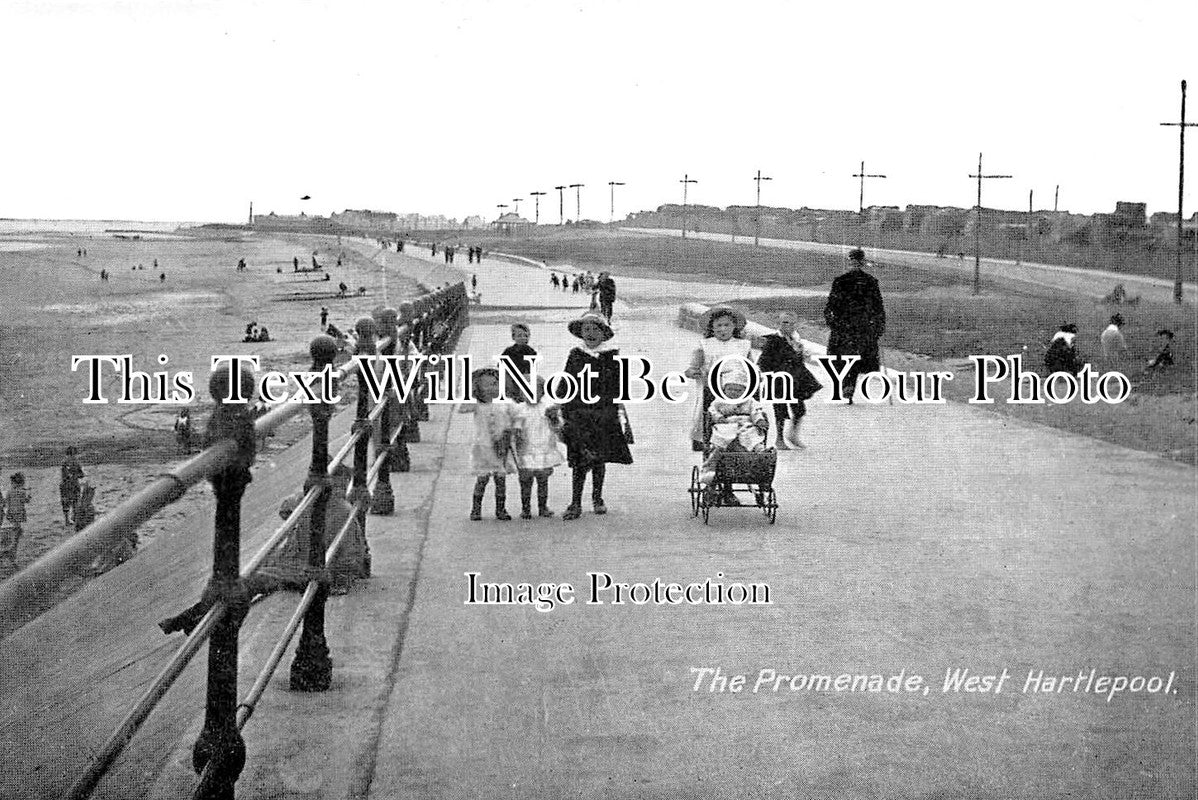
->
<box><xmin>511</xmin><ymin>376</ymin><xmax>566</xmax><ymax>519</ymax></box>
<box><xmin>685</xmin><ymin>307</ymin><xmax>753</xmax><ymax>453</ymax></box>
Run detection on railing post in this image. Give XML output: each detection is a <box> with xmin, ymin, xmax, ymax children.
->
<box><xmin>192</xmin><ymin>364</ymin><xmax>258</xmax><ymax>800</ymax></box>
<box><xmin>350</xmin><ymin>317</ymin><xmax>375</xmax><ymax>574</ymax></box>
<box><xmin>371</xmin><ymin>307</ymin><xmax>401</xmax><ymax>509</ymax></box>
<box><xmin>289</xmin><ymin>335</ymin><xmax>337</xmax><ymax>693</ymax></box>
<box><xmin>398</xmin><ymin>301</ymin><xmax>424</xmax><ymax>445</ymax></box>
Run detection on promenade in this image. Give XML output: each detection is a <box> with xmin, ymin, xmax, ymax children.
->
<box><xmin>2</xmin><ymin>245</ymin><xmax>1193</xmax><ymax>799</ymax></box>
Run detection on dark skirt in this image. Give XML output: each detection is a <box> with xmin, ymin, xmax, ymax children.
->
<box><xmin>563</xmin><ymin>405</ymin><xmax>633</xmax><ymax>467</ymax></box>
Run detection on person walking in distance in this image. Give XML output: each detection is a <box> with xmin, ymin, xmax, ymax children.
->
<box><xmin>823</xmin><ymin>248</ymin><xmax>885</xmax><ymax>404</ymax></box>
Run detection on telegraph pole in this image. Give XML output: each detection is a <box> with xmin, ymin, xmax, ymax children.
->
<box><xmin>1054</xmin><ymin>184</ymin><xmax>1059</xmax><ymax>213</ymax></box>
<box><xmin>608</xmin><ymin>181</ymin><xmax>625</xmax><ymax>223</ymax></box>
<box><xmin>554</xmin><ymin>185</ymin><xmax>566</xmax><ymax>225</ymax></box>
<box><xmin>569</xmin><ymin>183</ymin><xmax>584</xmax><ymax>222</ymax></box>
<box><xmin>1160</xmin><ymin>79</ymin><xmax>1195</xmax><ymax>303</ymax></box>
<box><xmin>529</xmin><ymin>191</ymin><xmax>546</xmax><ymax>225</ymax></box>
<box><xmin>753</xmin><ymin>169</ymin><xmax>772</xmax><ymax>247</ymax></box>
<box><xmin>679</xmin><ymin>173</ymin><xmax>697</xmax><ymax>239</ymax></box>
<box><xmin>968</xmin><ymin>152</ymin><xmax>1013</xmax><ymax>295</ymax></box>
<box><xmin>511</xmin><ymin>197</ymin><xmax>523</xmax><ymax>216</ymax></box>
<box><xmin>852</xmin><ymin>160</ymin><xmax>886</xmax><ymax>214</ymax></box>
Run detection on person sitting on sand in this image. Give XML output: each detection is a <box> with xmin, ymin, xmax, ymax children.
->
<box><xmin>1100</xmin><ymin>313</ymin><xmax>1128</xmax><ymax>360</ymax></box>
<box><xmin>1146</xmin><ymin>329</ymin><xmax>1175</xmax><ymax>371</ymax></box>
<box><xmin>256</xmin><ymin>326</ymin><xmax>271</xmax><ymax>342</ymax></box>
<box><xmin>1044</xmin><ymin>323</ymin><xmax>1082</xmax><ymax>376</ymax></box>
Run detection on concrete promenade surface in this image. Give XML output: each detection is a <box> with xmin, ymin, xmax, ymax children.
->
<box><xmin>368</xmin><ymin>253</ymin><xmax>1195</xmax><ymax>798</ymax></box>
<box><xmin>1</xmin><ymin>246</ymin><xmax>1194</xmax><ymax>799</ymax></box>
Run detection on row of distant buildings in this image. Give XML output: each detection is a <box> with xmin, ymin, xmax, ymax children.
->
<box><xmin>251</xmin><ymin>208</ymin><xmax>487</xmax><ymax>233</ymax></box>
<box><xmin>633</xmin><ymin>201</ymin><xmax>1198</xmax><ymax>247</ymax></box>
<box><xmin>249</xmin><ymin>203</ymin><xmax>1197</xmax><ymax>246</ymax></box>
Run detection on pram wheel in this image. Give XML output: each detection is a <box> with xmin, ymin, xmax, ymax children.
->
<box><xmin>689</xmin><ymin>466</ymin><xmax>701</xmax><ymax>517</ymax></box>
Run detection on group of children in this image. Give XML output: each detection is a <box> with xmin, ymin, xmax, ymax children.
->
<box><xmin>0</xmin><ymin>446</ymin><xmax>99</xmax><ymax>569</ymax></box>
<box><xmin>464</xmin><ymin>314</ymin><xmax>634</xmax><ymax>522</ymax></box>
<box><xmin>1046</xmin><ymin>316</ymin><xmax>1176</xmax><ymax>376</ymax></box>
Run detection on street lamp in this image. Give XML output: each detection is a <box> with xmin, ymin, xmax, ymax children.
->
<box><xmin>608</xmin><ymin>181</ymin><xmax>625</xmax><ymax>224</ymax></box>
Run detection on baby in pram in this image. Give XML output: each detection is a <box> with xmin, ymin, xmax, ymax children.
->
<box><xmin>698</xmin><ymin>360</ymin><xmax>769</xmax><ymax>486</ymax></box>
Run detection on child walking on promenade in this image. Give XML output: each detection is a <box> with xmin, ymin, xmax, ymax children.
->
<box><xmin>560</xmin><ymin>311</ymin><xmax>633</xmax><ymax>521</ymax></box>
<box><xmin>501</xmin><ymin>322</ymin><xmax>538</xmax><ymax>376</ymax></box>
<box><xmin>463</xmin><ymin>368</ymin><xmax>515</xmax><ymax>521</ymax></box>
<box><xmin>512</xmin><ymin>376</ymin><xmax>565</xmax><ymax>519</ymax></box>
<box><xmin>1</xmin><ymin>473</ymin><xmax>30</xmax><ymax>564</ymax></box>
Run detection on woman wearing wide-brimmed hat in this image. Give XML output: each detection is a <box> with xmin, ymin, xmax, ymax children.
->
<box><xmin>560</xmin><ymin>311</ymin><xmax>633</xmax><ymax>521</ymax></box>
<box><xmin>685</xmin><ymin>306</ymin><xmax>752</xmax><ymax>453</ymax></box>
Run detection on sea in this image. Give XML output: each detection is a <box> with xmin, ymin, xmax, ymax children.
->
<box><xmin>0</xmin><ymin>218</ymin><xmax>205</xmax><ymax>236</ymax></box>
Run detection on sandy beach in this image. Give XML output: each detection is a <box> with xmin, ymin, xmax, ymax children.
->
<box><xmin>0</xmin><ymin>226</ymin><xmax>424</xmax><ymax>577</ymax></box>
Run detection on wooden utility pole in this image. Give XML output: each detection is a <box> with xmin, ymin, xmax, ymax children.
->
<box><xmin>753</xmin><ymin>169</ymin><xmax>772</xmax><ymax>247</ymax></box>
<box><xmin>529</xmin><ymin>191</ymin><xmax>546</xmax><ymax>225</ymax></box>
<box><xmin>1054</xmin><ymin>184</ymin><xmax>1059</xmax><ymax>213</ymax></box>
<box><xmin>569</xmin><ymin>183</ymin><xmax>584</xmax><ymax>222</ymax></box>
<box><xmin>608</xmin><ymin>181</ymin><xmax>625</xmax><ymax>223</ymax></box>
<box><xmin>679</xmin><ymin>173</ymin><xmax>697</xmax><ymax>239</ymax></box>
<box><xmin>554</xmin><ymin>186</ymin><xmax>566</xmax><ymax>225</ymax></box>
<box><xmin>1160</xmin><ymin>79</ymin><xmax>1195</xmax><ymax>304</ymax></box>
<box><xmin>852</xmin><ymin>160</ymin><xmax>886</xmax><ymax>214</ymax></box>
<box><xmin>511</xmin><ymin>197</ymin><xmax>523</xmax><ymax>216</ymax></box>
<box><xmin>968</xmin><ymin>152</ymin><xmax>1013</xmax><ymax>295</ymax></box>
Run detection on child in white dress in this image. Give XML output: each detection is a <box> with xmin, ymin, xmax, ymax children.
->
<box><xmin>511</xmin><ymin>376</ymin><xmax>565</xmax><ymax>519</ymax></box>
<box><xmin>463</xmin><ymin>368</ymin><xmax>516</xmax><ymax>521</ymax></box>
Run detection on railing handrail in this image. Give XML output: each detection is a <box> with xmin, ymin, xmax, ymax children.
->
<box><xmin>31</xmin><ymin>280</ymin><xmax>468</xmax><ymax>799</ymax></box>
<box><xmin>0</xmin><ymin>310</ymin><xmax>431</xmax><ymax>638</ymax></box>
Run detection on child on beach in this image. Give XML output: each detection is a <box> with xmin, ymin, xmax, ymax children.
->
<box><xmin>60</xmin><ymin>446</ymin><xmax>84</xmax><ymax>527</ymax></box>
<box><xmin>698</xmin><ymin>363</ymin><xmax>770</xmax><ymax>486</ymax></box>
<box><xmin>501</xmin><ymin>323</ymin><xmax>538</xmax><ymax>377</ymax></box>
<box><xmin>462</xmin><ymin>368</ymin><xmax>515</xmax><ymax>521</ymax></box>
<box><xmin>511</xmin><ymin>376</ymin><xmax>565</xmax><ymax>519</ymax></box>
<box><xmin>560</xmin><ymin>311</ymin><xmax>634</xmax><ymax>520</ymax></box>
<box><xmin>1146</xmin><ymin>329</ymin><xmax>1175</xmax><ymax>371</ymax></box>
<box><xmin>1</xmin><ymin>473</ymin><xmax>30</xmax><ymax>564</ymax></box>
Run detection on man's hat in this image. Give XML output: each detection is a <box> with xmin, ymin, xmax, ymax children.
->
<box><xmin>567</xmin><ymin>311</ymin><xmax>614</xmax><ymax>342</ymax></box>
<box><xmin>849</xmin><ymin>247</ymin><xmax>866</xmax><ymax>263</ymax></box>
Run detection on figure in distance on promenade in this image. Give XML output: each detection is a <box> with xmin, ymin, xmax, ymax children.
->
<box><xmin>823</xmin><ymin>247</ymin><xmax>886</xmax><ymax>404</ymax></box>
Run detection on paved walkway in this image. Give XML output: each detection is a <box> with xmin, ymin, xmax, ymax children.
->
<box><xmin>3</xmin><ymin>247</ymin><xmax>1192</xmax><ymax>799</ymax></box>
<box><xmin>364</xmin><ymin>255</ymin><xmax>1195</xmax><ymax>798</ymax></box>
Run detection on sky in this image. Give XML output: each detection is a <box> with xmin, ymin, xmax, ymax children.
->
<box><xmin>1</xmin><ymin>0</ymin><xmax>1195</xmax><ymax>222</ymax></box>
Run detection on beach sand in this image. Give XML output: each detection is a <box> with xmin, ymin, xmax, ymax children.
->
<box><xmin>0</xmin><ymin>227</ymin><xmax>425</xmax><ymax>578</ymax></box>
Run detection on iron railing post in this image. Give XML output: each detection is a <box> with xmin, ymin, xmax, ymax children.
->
<box><xmin>289</xmin><ymin>335</ymin><xmax>337</xmax><ymax>692</ymax></box>
<box><xmin>370</xmin><ymin>307</ymin><xmax>404</xmax><ymax>505</ymax></box>
<box><xmin>192</xmin><ymin>363</ymin><xmax>258</xmax><ymax>800</ymax></box>
<box><xmin>350</xmin><ymin>317</ymin><xmax>376</xmax><ymax>574</ymax></box>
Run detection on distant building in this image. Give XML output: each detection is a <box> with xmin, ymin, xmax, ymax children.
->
<box><xmin>493</xmin><ymin>212</ymin><xmax>532</xmax><ymax>236</ymax></box>
<box><xmin>330</xmin><ymin>209</ymin><xmax>399</xmax><ymax>231</ymax></box>
<box><xmin>463</xmin><ymin>215</ymin><xmax>486</xmax><ymax>230</ymax></box>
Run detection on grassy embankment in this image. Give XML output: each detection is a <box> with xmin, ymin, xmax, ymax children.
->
<box><xmin>471</xmin><ymin>230</ymin><xmax>1197</xmax><ymax>463</ymax></box>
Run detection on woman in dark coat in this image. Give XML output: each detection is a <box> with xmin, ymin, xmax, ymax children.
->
<box><xmin>560</xmin><ymin>311</ymin><xmax>633</xmax><ymax>520</ymax></box>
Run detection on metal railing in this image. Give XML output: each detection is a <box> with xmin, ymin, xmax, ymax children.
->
<box><xmin>0</xmin><ymin>282</ymin><xmax>468</xmax><ymax>800</ymax></box>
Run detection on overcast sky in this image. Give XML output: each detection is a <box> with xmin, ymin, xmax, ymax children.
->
<box><xmin>1</xmin><ymin>0</ymin><xmax>1194</xmax><ymax>222</ymax></box>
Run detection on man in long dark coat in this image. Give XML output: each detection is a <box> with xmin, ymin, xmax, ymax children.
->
<box><xmin>596</xmin><ymin>272</ymin><xmax>617</xmax><ymax>322</ymax></box>
<box><xmin>823</xmin><ymin>248</ymin><xmax>885</xmax><ymax>403</ymax></box>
